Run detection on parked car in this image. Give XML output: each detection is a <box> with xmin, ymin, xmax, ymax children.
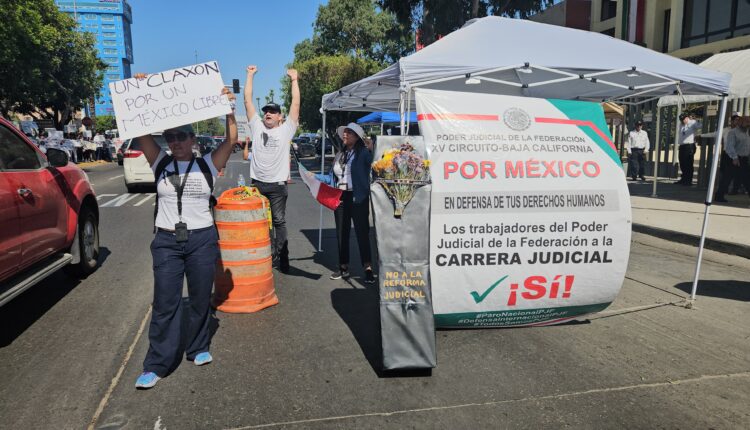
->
<box><xmin>0</xmin><ymin>117</ymin><xmax>100</xmax><ymax>306</ymax></box>
<box><xmin>293</xmin><ymin>136</ymin><xmax>316</xmax><ymax>158</ymax></box>
<box><xmin>196</xmin><ymin>135</ymin><xmax>217</xmax><ymax>155</ymax></box>
<box><xmin>122</xmin><ymin>134</ymin><xmax>170</xmax><ymax>192</ymax></box>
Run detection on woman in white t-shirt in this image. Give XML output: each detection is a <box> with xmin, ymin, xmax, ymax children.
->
<box><xmin>131</xmin><ymin>79</ymin><xmax>238</xmax><ymax>389</ymax></box>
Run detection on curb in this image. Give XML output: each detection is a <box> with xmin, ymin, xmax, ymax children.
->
<box><xmin>632</xmin><ymin>223</ymin><xmax>750</xmax><ymax>260</ymax></box>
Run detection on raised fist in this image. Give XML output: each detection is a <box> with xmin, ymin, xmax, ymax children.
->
<box><xmin>286</xmin><ymin>69</ymin><xmax>298</xmax><ymax>81</ymax></box>
<box><xmin>133</xmin><ymin>73</ymin><xmax>147</xmax><ymax>80</ymax></box>
<box><xmin>246</xmin><ymin>65</ymin><xmax>258</xmax><ymax>76</ymax></box>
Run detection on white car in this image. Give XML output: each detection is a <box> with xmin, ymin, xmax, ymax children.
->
<box><xmin>122</xmin><ymin>134</ymin><xmax>169</xmax><ymax>193</ymax></box>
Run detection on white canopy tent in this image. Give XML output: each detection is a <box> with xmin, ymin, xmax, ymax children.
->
<box><xmin>652</xmin><ymin>49</ymin><xmax>750</xmax><ymax>208</ymax></box>
<box><xmin>318</xmin><ymin>16</ymin><xmax>731</xmax><ymax>304</ymax></box>
<box><xmin>657</xmin><ymin>48</ymin><xmax>750</xmax><ymax>107</ymax></box>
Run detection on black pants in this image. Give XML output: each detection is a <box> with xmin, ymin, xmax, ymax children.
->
<box><xmin>678</xmin><ymin>144</ymin><xmax>696</xmax><ymax>184</ymax></box>
<box><xmin>718</xmin><ymin>155</ymin><xmax>750</xmax><ymax>198</ymax></box>
<box><xmin>144</xmin><ymin>227</ymin><xmax>218</xmax><ymax>376</ymax></box>
<box><xmin>628</xmin><ymin>148</ymin><xmax>645</xmax><ymax>179</ymax></box>
<box><xmin>252</xmin><ymin>180</ymin><xmax>288</xmax><ymax>259</ymax></box>
<box><xmin>334</xmin><ymin>191</ymin><xmax>372</xmax><ymax>269</ymax></box>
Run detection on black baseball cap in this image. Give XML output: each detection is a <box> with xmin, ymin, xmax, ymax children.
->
<box><xmin>261</xmin><ymin>103</ymin><xmax>281</xmax><ymax>113</ymax></box>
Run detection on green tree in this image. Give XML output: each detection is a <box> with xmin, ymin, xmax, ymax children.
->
<box><xmin>311</xmin><ymin>0</ymin><xmax>411</xmax><ymax>63</ymax></box>
<box><xmin>378</xmin><ymin>0</ymin><xmax>553</xmax><ymax>47</ymax></box>
<box><xmin>94</xmin><ymin>114</ymin><xmax>116</xmax><ymax>134</ymax></box>
<box><xmin>0</xmin><ymin>0</ymin><xmax>106</xmax><ymax>128</ymax></box>
<box><xmin>265</xmin><ymin>89</ymin><xmax>276</xmax><ymax>104</ymax></box>
<box><xmin>193</xmin><ymin>117</ymin><xmax>225</xmax><ymax>136</ymax></box>
<box><xmin>282</xmin><ymin>55</ymin><xmax>383</xmax><ymax>135</ymax></box>
<box><xmin>283</xmin><ymin>0</ymin><xmax>411</xmax><ymax>133</ymax></box>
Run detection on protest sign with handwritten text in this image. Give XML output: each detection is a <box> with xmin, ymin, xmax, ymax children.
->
<box><xmin>109</xmin><ymin>61</ymin><xmax>231</xmax><ymax>140</ymax></box>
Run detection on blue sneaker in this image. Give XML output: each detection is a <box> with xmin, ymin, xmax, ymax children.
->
<box><xmin>193</xmin><ymin>352</ymin><xmax>213</xmax><ymax>366</ymax></box>
<box><xmin>135</xmin><ymin>372</ymin><xmax>160</xmax><ymax>389</ymax></box>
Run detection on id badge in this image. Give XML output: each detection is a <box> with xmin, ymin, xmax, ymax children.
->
<box><xmin>174</xmin><ymin>222</ymin><xmax>188</xmax><ymax>243</ymax></box>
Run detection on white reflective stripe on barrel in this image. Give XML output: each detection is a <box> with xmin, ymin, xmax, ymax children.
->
<box><xmin>214</xmin><ymin>208</ymin><xmax>267</xmax><ymax>223</ymax></box>
<box><xmin>219</xmin><ymin>244</ymin><xmax>272</xmax><ymax>262</ymax></box>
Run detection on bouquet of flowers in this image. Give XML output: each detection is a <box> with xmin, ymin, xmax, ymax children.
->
<box><xmin>371</xmin><ymin>143</ymin><xmax>431</xmax><ymax>217</ymax></box>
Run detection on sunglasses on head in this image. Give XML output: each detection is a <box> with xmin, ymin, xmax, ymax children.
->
<box><xmin>163</xmin><ymin>131</ymin><xmax>190</xmax><ymax>143</ymax></box>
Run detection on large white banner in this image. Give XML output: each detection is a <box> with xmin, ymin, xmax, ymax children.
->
<box><xmin>416</xmin><ymin>89</ymin><xmax>631</xmax><ymax>327</ymax></box>
<box><xmin>109</xmin><ymin>61</ymin><xmax>231</xmax><ymax>140</ymax></box>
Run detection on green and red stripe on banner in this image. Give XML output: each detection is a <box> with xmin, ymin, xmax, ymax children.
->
<box><xmin>417</xmin><ymin>100</ymin><xmax>620</xmax><ymax>167</ymax></box>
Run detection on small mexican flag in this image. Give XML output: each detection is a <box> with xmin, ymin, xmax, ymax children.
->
<box><xmin>297</xmin><ymin>163</ymin><xmax>342</xmax><ymax>210</ymax></box>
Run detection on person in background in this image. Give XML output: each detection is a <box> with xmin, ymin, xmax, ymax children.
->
<box><xmin>715</xmin><ymin>113</ymin><xmax>750</xmax><ymax>202</ymax></box>
<box><xmin>243</xmin><ymin>65</ymin><xmax>300</xmax><ymax>273</ymax></box>
<box><xmin>626</xmin><ymin>120</ymin><xmax>650</xmax><ymax>181</ymax></box>
<box><xmin>130</xmin><ymin>74</ymin><xmax>238</xmax><ymax>389</ymax></box>
<box><xmin>316</xmin><ymin>122</ymin><xmax>375</xmax><ymax>284</ymax></box>
<box><xmin>242</xmin><ymin>136</ymin><xmax>251</xmax><ymax>161</ymax></box>
<box><xmin>677</xmin><ymin>113</ymin><xmax>702</xmax><ymax>185</ymax></box>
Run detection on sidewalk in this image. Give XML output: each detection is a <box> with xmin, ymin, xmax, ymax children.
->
<box><xmin>628</xmin><ymin>178</ymin><xmax>750</xmax><ymax>259</ymax></box>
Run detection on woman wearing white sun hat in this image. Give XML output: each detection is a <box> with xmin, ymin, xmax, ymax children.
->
<box><xmin>316</xmin><ymin>122</ymin><xmax>375</xmax><ymax>283</ymax></box>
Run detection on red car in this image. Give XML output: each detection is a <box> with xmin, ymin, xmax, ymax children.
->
<box><xmin>0</xmin><ymin>118</ymin><xmax>100</xmax><ymax>306</ymax></box>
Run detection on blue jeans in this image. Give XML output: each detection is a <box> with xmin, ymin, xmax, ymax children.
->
<box><xmin>143</xmin><ymin>226</ymin><xmax>218</xmax><ymax>376</ymax></box>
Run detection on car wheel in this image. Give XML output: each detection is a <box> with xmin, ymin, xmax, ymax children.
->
<box><xmin>65</xmin><ymin>206</ymin><xmax>99</xmax><ymax>277</ymax></box>
<box><xmin>126</xmin><ymin>183</ymin><xmax>137</xmax><ymax>193</ymax></box>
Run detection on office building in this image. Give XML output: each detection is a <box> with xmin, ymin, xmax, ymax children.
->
<box><xmin>56</xmin><ymin>0</ymin><xmax>134</xmax><ymax>116</ymax></box>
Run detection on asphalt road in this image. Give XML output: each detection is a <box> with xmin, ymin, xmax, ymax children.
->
<box><xmin>0</xmin><ymin>152</ymin><xmax>748</xmax><ymax>429</ymax></box>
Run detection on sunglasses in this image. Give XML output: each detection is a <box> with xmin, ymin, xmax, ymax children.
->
<box><xmin>164</xmin><ymin>131</ymin><xmax>190</xmax><ymax>143</ymax></box>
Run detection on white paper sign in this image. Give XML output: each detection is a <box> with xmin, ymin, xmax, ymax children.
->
<box><xmin>416</xmin><ymin>89</ymin><xmax>631</xmax><ymax>328</ymax></box>
<box><xmin>236</xmin><ymin>118</ymin><xmax>250</xmax><ymax>141</ymax></box>
<box><xmin>109</xmin><ymin>61</ymin><xmax>231</xmax><ymax>140</ymax></box>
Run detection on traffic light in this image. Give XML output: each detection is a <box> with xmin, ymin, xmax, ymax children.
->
<box><xmin>232</xmin><ymin>79</ymin><xmax>240</xmax><ymax>94</ymax></box>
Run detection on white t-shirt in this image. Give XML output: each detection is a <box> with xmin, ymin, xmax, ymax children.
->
<box><xmin>248</xmin><ymin>115</ymin><xmax>297</xmax><ymax>183</ymax></box>
<box><xmin>152</xmin><ymin>151</ymin><xmax>218</xmax><ymax>230</ymax></box>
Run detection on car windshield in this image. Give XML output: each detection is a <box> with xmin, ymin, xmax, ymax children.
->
<box><xmin>125</xmin><ymin>135</ymin><xmax>169</xmax><ymax>152</ymax></box>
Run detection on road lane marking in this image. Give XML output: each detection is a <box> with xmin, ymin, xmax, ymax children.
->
<box><xmin>134</xmin><ymin>194</ymin><xmax>155</xmax><ymax>206</ymax></box>
<box><xmin>224</xmin><ymin>371</ymin><xmax>750</xmax><ymax>429</ymax></box>
<box><xmin>108</xmin><ymin>174</ymin><xmax>125</xmax><ymax>181</ymax></box>
<box><xmin>100</xmin><ymin>194</ymin><xmax>140</xmax><ymax>207</ymax></box>
<box><xmin>87</xmin><ymin>306</ymin><xmax>152</xmax><ymax>430</ymax></box>
<box><xmin>95</xmin><ymin>194</ymin><xmax>118</xmax><ymax>201</ymax></box>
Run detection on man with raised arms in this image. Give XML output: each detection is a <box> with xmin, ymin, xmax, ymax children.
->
<box><xmin>243</xmin><ymin>65</ymin><xmax>300</xmax><ymax>273</ymax></box>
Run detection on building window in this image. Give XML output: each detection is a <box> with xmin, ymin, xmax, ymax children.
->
<box><xmin>600</xmin><ymin>0</ymin><xmax>617</xmax><ymax>21</ymax></box>
<box><xmin>84</xmin><ymin>13</ymin><xmax>97</xmax><ymax>20</ymax></box>
<box><xmin>101</xmin><ymin>15</ymin><xmax>115</xmax><ymax>21</ymax></box>
<box><xmin>600</xmin><ymin>27</ymin><xmax>615</xmax><ymax>37</ymax></box>
<box><xmin>102</xmin><ymin>24</ymin><xmax>115</xmax><ymax>30</ymax></box>
<box><xmin>103</xmin><ymin>57</ymin><xmax>119</xmax><ymax>64</ymax></box>
<box><xmin>103</xmin><ymin>48</ymin><xmax>118</xmax><ymax>55</ymax></box>
<box><xmin>103</xmin><ymin>40</ymin><xmax>117</xmax><ymax>46</ymax></box>
<box><xmin>682</xmin><ymin>0</ymin><xmax>750</xmax><ymax>48</ymax></box>
<box><xmin>107</xmin><ymin>66</ymin><xmax>120</xmax><ymax>73</ymax></box>
<box><xmin>103</xmin><ymin>32</ymin><xmax>117</xmax><ymax>38</ymax></box>
<box><xmin>107</xmin><ymin>74</ymin><xmax>121</xmax><ymax>81</ymax></box>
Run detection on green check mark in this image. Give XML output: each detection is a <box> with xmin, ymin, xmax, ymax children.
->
<box><xmin>470</xmin><ymin>275</ymin><xmax>509</xmax><ymax>304</ymax></box>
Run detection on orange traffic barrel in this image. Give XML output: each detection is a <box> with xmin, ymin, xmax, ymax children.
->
<box><xmin>212</xmin><ymin>187</ymin><xmax>278</xmax><ymax>313</ymax></box>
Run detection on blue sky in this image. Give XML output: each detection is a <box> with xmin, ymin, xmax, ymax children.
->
<box><xmin>128</xmin><ymin>0</ymin><xmax>324</xmax><ymax>116</ymax></box>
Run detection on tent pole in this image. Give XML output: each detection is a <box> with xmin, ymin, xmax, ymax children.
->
<box><xmin>688</xmin><ymin>95</ymin><xmax>728</xmax><ymax>306</ymax></box>
<box><xmin>318</xmin><ymin>109</ymin><xmax>327</xmax><ymax>252</ymax></box>
<box><xmin>399</xmin><ymin>90</ymin><xmax>406</xmax><ymax>135</ymax></box>
<box><xmin>652</xmin><ymin>106</ymin><xmax>660</xmax><ymax>196</ymax></box>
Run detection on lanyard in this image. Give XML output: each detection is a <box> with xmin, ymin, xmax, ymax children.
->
<box><xmin>173</xmin><ymin>157</ymin><xmax>195</xmax><ymax>221</ymax></box>
<box><xmin>339</xmin><ymin>149</ymin><xmax>354</xmax><ymax>177</ymax></box>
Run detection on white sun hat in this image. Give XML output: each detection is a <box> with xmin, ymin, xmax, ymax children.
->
<box><xmin>336</xmin><ymin>122</ymin><xmax>366</xmax><ymax>142</ymax></box>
